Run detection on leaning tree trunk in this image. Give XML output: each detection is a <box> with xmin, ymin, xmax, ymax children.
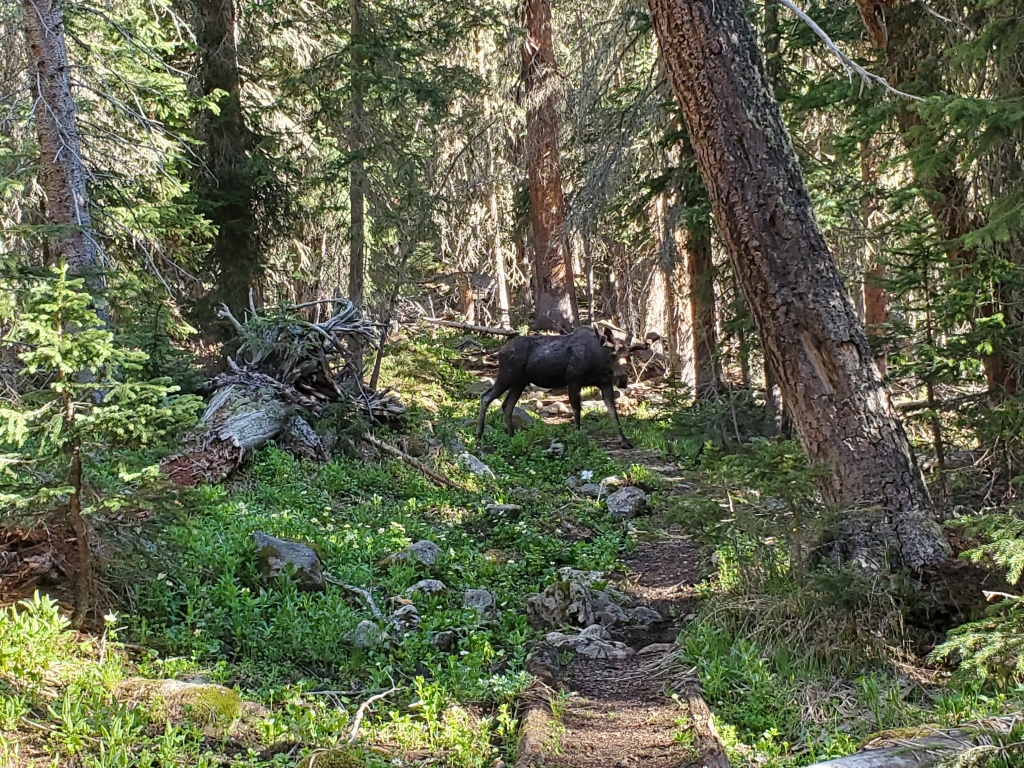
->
<box><xmin>197</xmin><ymin>0</ymin><xmax>261</xmax><ymax>321</ymax></box>
<box><xmin>23</xmin><ymin>0</ymin><xmax>99</xmax><ymax>285</ymax></box>
<box><xmin>648</xmin><ymin>0</ymin><xmax>950</xmax><ymax>570</ymax></box>
<box><xmin>522</xmin><ymin>0</ymin><xmax>578</xmax><ymax>332</ymax></box>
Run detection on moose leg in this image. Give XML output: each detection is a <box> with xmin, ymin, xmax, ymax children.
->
<box><xmin>600</xmin><ymin>383</ymin><xmax>632</xmax><ymax>449</ymax></box>
<box><xmin>567</xmin><ymin>385</ymin><xmax>582</xmax><ymax>430</ymax></box>
<box><xmin>501</xmin><ymin>385</ymin><xmax>526</xmax><ymax>436</ymax></box>
<box><xmin>476</xmin><ymin>381</ymin><xmax>511</xmax><ymax>442</ymax></box>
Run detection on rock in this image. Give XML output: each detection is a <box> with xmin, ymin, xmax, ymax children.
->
<box><xmin>484</xmin><ymin>503</ymin><xmax>522</xmax><ymax>518</ymax></box>
<box><xmin>405</xmin><ymin>578</ymin><xmax>448</xmax><ymax>596</ymax></box>
<box><xmin>546</xmin><ymin>439</ymin><xmax>566</xmax><ymax>458</ymax></box>
<box><xmin>348</xmin><ymin>619</ymin><xmax>385</xmax><ymax>648</ymax></box>
<box><xmin>580</xmin><ymin>483</ymin><xmax>607</xmax><ymax>499</ymax></box>
<box><xmin>637</xmin><ymin>642</ymin><xmax>677</xmax><ymax>658</ymax></box>
<box><xmin>389</xmin><ymin>603</ymin><xmax>421</xmax><ymax>632</ymax></box>
<box><xmin>540</xmin><ymin>401</ymin><xmax>571</xmax><ymax>417</ymax></box>
<box><xmin>463</xmin><ymin>588</ymin><xmax>497</xmax><ymax>615</ymax></box>
<box><xmin>251</xmin><ymin>531</ymin><xmax>325</xmax><ymax>592</ymax></box>
<box><xmin>629</xmin><ymin>606</ymin><xmax>663</xmax><ymax>625</ymax></box>
<box><xmin>116</xmin><ymin>678</ymin><xmax>241</xmax><ymax>737</ymax></box>
<box><xmin>458</xmin><ymin>452</ymin><xmax>496</xmax><ymax>479</ymax></box>
<box><xmin>600</xmin><ymin>475</ymin><xmax>627</xmax><ymax>490</ymax></box>
<box><xmin>557</xmin><ymin>567</ymin><xmax>605</xmax><ymax>585</ymax></box>
<box><xmin>511</xmin><ymin>407</ymin><xmax>536</xmax><ymax>429</ymax></box>
<box><xmin>432</xmin><ymin>630</ymin><xmax>458</xmax><ymax>652</ymax></box>
<box><xmin>465</xmin><ymin>377</ymin><xmax>495</xmax><ymax>396</ymax></box>
<box><xmin>527</xmin><ymin>580</ymin><xmax>597</xmax><ymax>627</ymax></box>
<box><xmin>565</xmin><ymin>476</ymin><xmax>579</xmax><ymax>489</ymax></box>
<box><xmin>545</xmin><ymin>625</ymin><xmax>635</xmax><ymax>660</ymax></box>
<box><xmin>606</xmin><ymin>486</ymin><xmax>648</xmax><ymax>518</ymax></box>
<box><xmin>581</xmin><ymin>399</ymin><xmax>603</xmax><ymax>411</ymax></box>
<box><xmin>386</xmin><ymin>539</ymin><xmax>443</xmax><ymax>566</ymax></box>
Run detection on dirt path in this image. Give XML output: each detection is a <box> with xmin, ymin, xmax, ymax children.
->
<box><xmin>547</xmin><ymin>441</ymin><xmax>707</xmax><ymax>768</ymax></box>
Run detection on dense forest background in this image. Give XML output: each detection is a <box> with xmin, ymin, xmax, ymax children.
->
<box><xmin>3</xmin><ymin>0</ymin><xmax>1024</xmax><ymax>766</ymax></box>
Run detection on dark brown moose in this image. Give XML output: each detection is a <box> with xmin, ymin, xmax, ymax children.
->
<box><xmin>475</xmin><ymin>324</ymin><xmax>646</xmax><ymax>449</ymax></box>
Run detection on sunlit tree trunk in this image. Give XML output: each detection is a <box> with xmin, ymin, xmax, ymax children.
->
<box><xmin>522</xmin><ymin>0</ymin><xmax>577</xmax><ymax>331</ymax></box>
<box><xmin>348</xmin><ymin>0</ymin><xmax>366</xmax><ymax>309</ymax></box>
<box><xmin>23</xmin><ymin>0</ymin><xmax>98</xmax><ymax>282</ymax></box>
<box><xmin>687</xmin><ymin>227</ymin><xmax>721</xmax><ymax>398</ymax></box>
<box><xmin>649</xmin><ymin>0</ymin><xmax>949</xmax><ymax>570</ymax></box>
<box><xmin>197</xmin><ymin>0</ymin><xmax>260</xmax><ymax>319</ymax></box>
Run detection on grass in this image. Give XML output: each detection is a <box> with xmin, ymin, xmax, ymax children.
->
<box><xmin>3</xmin><ymin>330</ymin><xmax>1024</xmax><ymax>767</ymax></box>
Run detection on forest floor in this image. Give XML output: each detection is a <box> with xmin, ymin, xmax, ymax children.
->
<box><xmin>2</xmin><ymin>331</ymin><xmax>1024</xmax><ymax>768</ymax></box>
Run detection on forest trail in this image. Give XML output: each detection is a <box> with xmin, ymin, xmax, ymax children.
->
<box><xmin>545</xmin><ymin>438</ymin><xmax>708</xmax><ymax>768</ymax></box>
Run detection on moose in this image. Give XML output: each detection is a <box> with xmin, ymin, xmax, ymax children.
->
<box><xmin>475</xmin><ymin>324</ymin><xmax>648</xmax><ymax>449</ymax></box>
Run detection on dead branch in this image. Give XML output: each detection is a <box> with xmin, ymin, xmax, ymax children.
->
<box><xmin>347</xmin><ymin>684</ymin><xmax>397</xmax><ymax>744</ymax></box>
<box><xmin>324</xmin><ymin>575</ymin><xmax>383</xmax><ymax>618</ymax></box>
<box><xmin>422</xmin><ymin>317</ymin><xmax>518</xmax><ymax>336</ymax></box>
<box><xmin>361</xmin><ymin>433</ymin><xmax>465</xmax><ymax>491</ymax></box>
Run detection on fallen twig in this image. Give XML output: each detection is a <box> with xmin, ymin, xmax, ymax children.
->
<box><xmin>347</xmin><ymin>685</ymin><xmax>398</xmax><ymax>744</ymax></box>
<box><xmin>362</xmin><ymin>433</ymin><xmax>465</xmax><ymax>491</ymax></box>
<box><xmin>324</xmin><ymin>576</ymin><xmax>383</xmax><ymax>618</ymax></box>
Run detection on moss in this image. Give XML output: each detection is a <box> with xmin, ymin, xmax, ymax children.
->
<box><xmin>295</xmin><ymin>748</ymin><xmax>368</xmax><ymax>768</ymax></box>
<box><xmin>117</xmin><ymin>678</ymin><xmax>242</xmax><ymax>736</ymax></box>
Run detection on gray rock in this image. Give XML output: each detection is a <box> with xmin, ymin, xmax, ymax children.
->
<box><xmin>465</xmin><ymin>378</ymin><xmax>495</xmax><ymax>396</ymax></box>
<box><xmin>405</xmin><ymin>579</ymin><xmax>448</xmax><ymax>596</ymax></box>
<box><xmin>637</xmin><ymin>642</ymin><xmax>676</xmax><ymax>658</ymax></box>
<box><xmin>581</xmin><ymin>399</ymin><xmax>604</xmax><ymax>411</ymax></box>
<box><xmin>606</xmin><ymin>486</ymin><xmax>648</xmax><ymax>518</ymax></box>
<box><xmin>511</xmin><ymin>407</ymin><xmax>536</xmax><ymax>430</ymax></box>
<box><xmin>527</xmin><ymin>580</ymin><xmax>597</xmax><ymax>627</ymax></box>
<box><xmin>557</xmin><ymin>567</ymin><xmax>605</xmax><ymax>585</ymax></box>
<box><xmin>387</xmin><ymin>539</ymin><xmax>443</xmax><ymax>566</ymax></box>
<box><xmin>463</xmin><ymin>588</ymin><xmax>497</xmax><ymax>615</ymax></box>
<box><xmin>252</xmin><ymin>531</ymin><xmax>325</xmax><ymax>592</ymax></box>
<box><xmin>545</xmin><ymin>624</ymin><xmax>635</xmax><ymax>660</ymax></box>
<box><xmin>546</xmin><ymin>439</ymin><xmax>566</xmax><ymax>458</ymax></box>
<box><xmin>540</xmin><ymin>401</ymin><xmax>571</xmax><ymax>417</ymax></box>
<box><xmin>565</xmin><ymin>476</ymin><xmax>579</xmax><ymax>489</ymax></box>
<box><xmin>458</xmin><ymin>453</ymin><xmax>496</xmax><ymax>479</ymax></box>
<box><xmin>629</xmin><ymin>606</ymin><xmax>663</xmax><ymax>625</ymax></box>
<box><xmin>348</xmin><ymin>620</ymin><xmax>385</xmax><ymax>648</ymax></box>
<box><xmin>580</xmin><ymin>483</ymin><xmax>607</xmax><ymax>499</ymax></box>
<box><xmin>484</xmin><ymin>503</ymin><xmax>522</xmax><ymax>518</ymax></box>
<box><xmin>432</xmin><ymin>630</ymin><xmax>458</xmax><ymax>652</ymax></box>
<box><xmin>389</xmin><ymin>603</ymin><xmax>421</xmax><ymax>632</ymax></box>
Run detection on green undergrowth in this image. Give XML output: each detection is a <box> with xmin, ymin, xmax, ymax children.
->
<box><xmin>1</xmin><ymin>330</ymin><xmax>665</xmax><ymax>767</ymax></box>
<box><xmin>661</xmin><ymin>397</ymin><xmax>1024</xmax><ymax>768</ymax></box>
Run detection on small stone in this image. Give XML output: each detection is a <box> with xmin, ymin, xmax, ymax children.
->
<box><xmin>484</xmin><ymin>503</ymin><xmax>522</xmax><ymax>517</ymax></box>
<box><xmin>565</xmin><ymin>476</ymin><xmax>579</xmax><ymax>489</ymax></box>
<box><xmin>581</xmin><ymin>400</ymin><xmax>603</xmax><ymax>411</ymax></box>
<box><xmin>458</xmin><ymin>453</ymin><xmax>496</xmax><ymax>479</ymax></box>
<box><xmin>606</xmin><ymin>486</ymin><xmax>648</xmax><ymax>518</ymax></box>
<box><xmin>433</xmin><ymin>630</ymin><xmax>458</xmax><ymax>652</ymax></box>
<box><xmin>600</xmin><ymin>475</ymin><xmax>627</xmax><ymax>490</ymax></box>
<box><xmin>557</xmin><ymin>567</ymin><xmax>605</xmax><ymax>585</ymax></box>
<box><xmin>386</xmin><ymin>540</ymin><xmax>443</xmax><ymax>566</ymax></box>
<box><xmin>389</xmin><ymin>603</ymin><xmax>421</xmax><ymax>632</ymax></box>
<box><xmin>596</xmin><ymin>603</ymin><xmax>630</xmax><ymax>627</ymax></box>
<box><xmin>466</xmin><ymin>377</ymin><xmax>495</xmax><ymax>396</ymax></box>
<box><xmin>511</xmin><ymin>407</ymin><xmax>535</xmax><ymax>429</ymax></box>
<box><xmin>629</xmin><ymin>606</ymin><xmax>663</xmax><ymax>625</ymax></box>
<box><xmin>540</xmin><ymin>401</ymin><xmax>571</xmax><ymax>417</ymax></box>
<box><xmin>252</xmin><ymin>531</ymin><xmax>326</xmax><ymax>592</ymax></box>
<box><xmin>546</xmin><ymin>439</ymin><xmax>566</xmax><ymax>458</ymax></box>
<box><xmin>463</xmin><ymin>588</ymin><xmax>497</xmax><ymax>615</ymax></box>
<box><xmin>348</xmin><ymin>620</ymin><xmax>385</xmax><ymax>648</ymax></box>
<box><xmin>405</xmin><ymin>579</ymin><xmax>448</xmax><ymax>596</ymax></box>
<box><xmin>544</xmin><ymin>624</ymin><xmax>634</xmax><ymax>660</ymax></box>
<box><xmin>580</xmin><ymin>483</ymin><xmax>607</xmax><ymax>499</ymax></box>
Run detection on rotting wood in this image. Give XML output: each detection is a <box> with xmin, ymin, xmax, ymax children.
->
<box><xmin>423</xmin><ymin>317</ymin><xmax>519</xmax><ymax>336</ymax></box>
<box><xmin>361</xmin><ymin>433</ymin><xmax>465</xmax><ymax>491</ymax></box>
<box><xmin>514</xmin><ymin>645</ymin><xmax>561</xmax><ymax>768</ymax></box>
<box><xmin>676</xmin><ymin>670</ymin><xmax>730</xmax><ymax>768</ymax></box>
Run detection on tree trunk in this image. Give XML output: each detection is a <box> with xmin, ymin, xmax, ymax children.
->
<box><xmin>196</xmin><ymin>0</ymin><xmax>260</xmax><ymax>320</ymax></box>
<box><xmin>648</xmin><ymin>0</ymin><xmax>949</xmax><ymax>570</ymax></box>
<box><xmin>522</xmin><ymin>0</ymin><xmax>577</xmax><ymax>331</ymax></box>
<box><xmin>22</xmin><ymin>0</ymin><xmax>99</xmax><ymax>285</ymax></box>
<box><xmin>458</xmin><ymin>273</ymin><xmax>476</xmax><ymax>324</ymax></box>
<box><xmin>861</xmin><ymin>142</ymin><xmax>888</xmax><ymax>377</ymax></box>
<box><xmin>687</xmin><ymin>228</ymin><xmax>720</xmax><ymax>398</ymax></box>
<box><xmin>349</xmin><ymin>0</ymin><xmax>367</xmax><ymax>309</ymax></box>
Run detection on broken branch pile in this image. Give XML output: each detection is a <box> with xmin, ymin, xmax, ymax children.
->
<box><xmin>161</xmin><ymin>300</ymin><xmax>406</xmax><ymax>486</ymax></box>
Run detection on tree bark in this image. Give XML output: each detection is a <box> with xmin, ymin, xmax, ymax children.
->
<box><xmin>196</xmin><ymin>0</ymin><xmax>261</xmax><ymax>320</ymax></box>
<box><xmin>860</xmin><ymin>142</ymin><xmax>888</xmax><ymax>377</ymax></box>
<box><xmin>22</xmin><ymin>0</ymin><xmax>99</xmax><ymax>285</ymax></box>
<box><xmin>648</xmin><ymin>0</ymin><xmax>949</xmax><ymax>570</ymax></box>
<box><xmin>522</xmin><ymin>0</ymin><xmax>577</xmax><ymax>331</ymax></box>
<box><xmin>348</xmin><ymin>0</ymin><xmax>367</xmax><ymax>310</ymax></box>
<box><xmin>687</xmin><ymin>227</ymin><xmax>721</xmax><ymax>398</ymax></box>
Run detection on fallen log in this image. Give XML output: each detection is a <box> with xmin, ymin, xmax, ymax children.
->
<box><xmin>676</xmin><ymin>670</ymin><xmax>730</xmax><ymax>768</ymax></box>
<box><xmin>422</xmin><ymin>317</ymin><xmax>518</xmax><ymax>336</ymax></box>
<box><xmin>514</xmin><ymin>646</ymin><xmax>562</xmax><ymax>768</ymax></box>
